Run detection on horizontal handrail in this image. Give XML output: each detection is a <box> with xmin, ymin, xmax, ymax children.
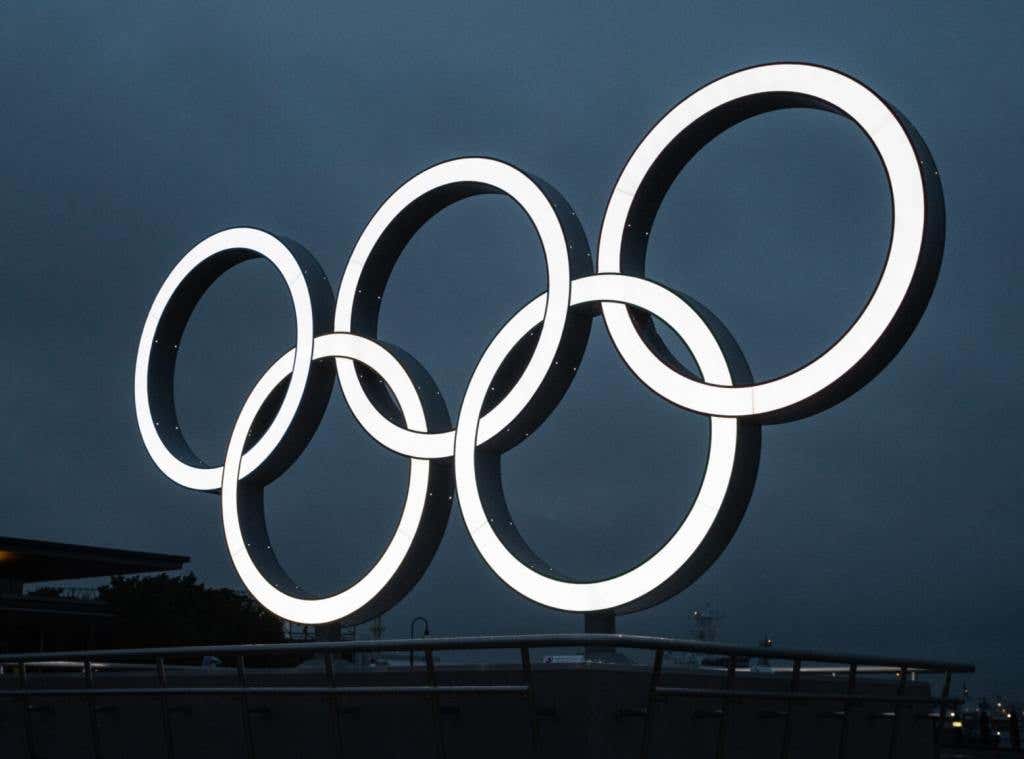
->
<box><xmin>655</xmin><ymin>687</ymin><xmax>952</xmax><ymax>705</ymax></box>
<box><xmin>0</xmin><ymin>634</ymin><xmax>975</xmax><ymax>673</ymax></box>
<box><xmin>1</xmin><ymin>685</ymin><xmax>529</xmax><ymax>698</ymax></box>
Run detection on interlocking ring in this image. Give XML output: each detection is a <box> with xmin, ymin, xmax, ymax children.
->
<box><xmin>136</xmin><ymin>63</ymin><xmax>943</xmax><ymax>623</ymax></box>
<box><xmin>334</xmin><ymin>157</ymin><xmax>591</xmax><ymax>460</ymax></box>
<box><xmin>598</xmin><ymin>63</ymin><xmax>943</xmax><ymax>420</ymax></box>
<box><xmin>134</xmin><ymin>228</ymin><xmax>335</xmax><ymax>492</ymax></box>
<box><xmin>222</xmin><ymin>334</ymin><xmax>452</xmax><ymax>624</ymax></box>
<box><xmin>455</xmin><ymin>274</ymin><xmax>759</xmax><ymax>613</ymax></box>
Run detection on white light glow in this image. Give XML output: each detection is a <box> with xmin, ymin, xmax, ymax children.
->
<box><xmin>455</xmin><ymin>274</ymin><xmax>740</xmax><ymax>612</ymax></box>
<box><xmin>221</xmin><ymin>333</ymin><xmax>434</xmax><ymax>624</ymax></box>
<box><xmin>598</xmin><ymin>64</ymin><xmax>929</xmax><ymax>419</ymax></box>
<box><xmin>135</xmin><ymin>63</ymin><xmax>941</xmax><ymax>623</ymax></box>
<box><xmin>335</xmin><ymin>158</ymin><xmax>573</xmax><ymax>459</ymax></box>
<box><xmin>134</xmin><ymin>228</ymin><xmax>317</xmax><ymax>492</ymax></box>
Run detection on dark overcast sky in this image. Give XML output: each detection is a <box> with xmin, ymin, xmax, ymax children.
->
<box><xmin>2</xmin><ymin>2</ymin><xmax>1021</xmax><ymax>696</ymax></box>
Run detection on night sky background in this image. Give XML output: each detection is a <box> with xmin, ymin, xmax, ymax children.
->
<box><xmin>2</xmin><ymin>2</ymin><xmax>1021</xmax><ymax>697</ymax></box>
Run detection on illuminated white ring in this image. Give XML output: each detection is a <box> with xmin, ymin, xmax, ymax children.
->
<box><xmin>134</xmin><ymin>228</ymin><xmax>321</xmax><ymax>492</ymax></box>
<box><xmin>222</xmin><ymin>333</ymin><xmax>439</xmax><ymax>625</ymax></box>
<box><xmin>599</xmin><ymin>63</ymin><xmax>932</xmax><ymax>419</ymax></box>
<box><xmin>456</xmin><ymin>273</ymin><xmax>743</xmax><ymax>613</ymax></box>
<box><xmin>336</xmin><ymin>158</ymin><xmax>578</xmax><ymax>460</ymax></box>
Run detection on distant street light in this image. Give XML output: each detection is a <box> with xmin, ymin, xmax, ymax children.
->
<box><xmin>410</xmin><ymin>616</ymin><xmax>430</xmax><ymax>668</ymax></box>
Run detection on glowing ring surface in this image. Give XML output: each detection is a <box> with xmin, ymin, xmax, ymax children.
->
<box><xmin>134</xmin><ymin>62</ymin><xmax>942</xmax><ymax>623</ymax></box>
<box><xmin>222</xmin><ymin>333</ymin><xmax>446</xmax><ymax>624</ymax></box>
<box><xmin>134</xmin><ymin>228</ymin><xmax>326</xmax><ymax>492</ymax></box>
<box><xmin>335</xmin><ymin>157</ymin><xmax>583</xmax><ymax>460</ymax></box>
<box><xmin>598</xmin><ymin>63</ymin><xmax>935</xmax><ymax>420</ymax></box>
<box><xmin>455</xmin><ymin>273</ymin><xmax>751</xmax><ymax>613</ymax></box>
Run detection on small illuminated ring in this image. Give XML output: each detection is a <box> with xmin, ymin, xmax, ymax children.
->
<box><xmin>455</xmin><ymin>273</ymin><xmax>759</xmax><ymax>614</ymax></box>
<box><xmin>222</xmin><ymin>333</ymin><xmax>452</xmax><ymax>625</ymax></box>
<box><xmin>335</xmin><ymin>157</ymin><xmax>590</xmax><ymax>460</ymax></box>
<box><xmin>598</xmin><ymin>63</ymin><xmax>942</xmax><ymax>420</ymax></box>
<box><xmin>134</xmin><ymin>228</ymin><xmax>334</xmax><ymax>492</ymax></box>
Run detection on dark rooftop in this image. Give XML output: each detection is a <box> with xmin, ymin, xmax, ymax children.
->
<box><xmin>0</xmin><ymin>535</ymin><xmax>189</xmax><ymax>583</ymax></box>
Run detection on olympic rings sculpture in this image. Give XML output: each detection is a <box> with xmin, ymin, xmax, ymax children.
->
<box><xmin>135</xmin><ymin>64</ymin><xmax>943</xmax><ymax>624</ymax></box>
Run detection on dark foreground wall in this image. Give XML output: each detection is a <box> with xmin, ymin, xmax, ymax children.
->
<box><xmin>0</xmin><ymin>664</ymin><xmax>936</xmax><ymax>758</ymax></box>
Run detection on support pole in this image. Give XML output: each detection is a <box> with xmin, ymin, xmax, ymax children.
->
<box><xmin>583</xmin><ymin>611</ymin><xmax>616</xmax><ymax>661</ymax></box>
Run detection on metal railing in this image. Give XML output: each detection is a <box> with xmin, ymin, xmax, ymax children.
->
<box><xmin>0</xmin><ymin>634</ymin><xmax>973</xmax><ymax>759</ymax></box>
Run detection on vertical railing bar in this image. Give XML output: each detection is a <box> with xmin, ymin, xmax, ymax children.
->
<box><xmin>930</xmin><ymin>669</ymin><xmax>952</xmax><ymax>759</ymax></box>
<box><xmin>937</xmin><ymin>669</ymin><xmax>951</xmax><ymax>723</ymax></box>
<box><xmin>714</xmin><ymin>655</ymin><xmax>736</xmax><ymax>759</ymax></box>
<box><xmin>520</xmin><ymin>645</ymin><xmax>539</xmax><ymax>755</ymax></box>
<box><xmin>887</xmin><ymin>665</ymin><xmax>908</xmax><ymax>759</ymax></box>
<box><xmin>84</xmin><ymin>660</ymin><xmax>102</xmax><ymax>759</ymax></box>
<box><xmin>324</xmin><ymin>651</ymin><xmax>344</xmax><ymax>759</ymax></box>
<box><xmin>236</xmin><ymin>655</ymin><xmax>256</xmax><ymax>759</ymax></box>
<box><xmin>425</xmin><ymin>648</ymin><xmax>445</xmax><ymax>759</ymax></box>
<box><xmin>837</xmin><ymin>663</ymin><xmax>857</xmax><ymax>759</ymax></box>
<box><xmin>639</xmin><ymin>647</ymin><xmax>663</xmax><ymax>759</ymax></box>
<box><xmin>779</xmin><ymin>659</ymin><xmax>801</xmax><ymax>759</ymax></box>
<box><xmin>156</xmin><ymin>657</ymin><xmax>175</xmax><ymax>759</ymax></box>
<box><xmin>19</xmin><ymin>662</ymin><xmax>36</xmax><ymax>759</ymax></box>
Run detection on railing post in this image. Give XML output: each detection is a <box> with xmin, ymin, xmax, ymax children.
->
<box><xmin>509</xmin><ymin>647</ymin><xmax>536</xmax><ymax>753</ymax></box>
<box><xmin>837</xmin><ymin>663</ymin><xmax>857</xmax><ymax>759</ymax></box>
<box><xmin>18</xmin><ymin>662</ymin><xmax>36</xmax><ymax>759</ymax></box>
<box><xmin>779</xmin><ymin>659</ymin><xmax>801</xmax><ymax>759</ymax></box>
<box><xmin>236</xmin><ymin>655</ymin><xmax>256</xmax><ymax>759</ymax></box>
<box><xmin>324</xmin><ymin>651</ymin><xmax>345</xmax><ymax>759</ymax></box>
<box><xmin>715</xmin><ymin>656</ymin><xmax>737</xmax><ymax>759</ymax></box>
<box><xmin>425</xmin><ymin>648</ymin><xmax>445</xmax><ymax>759</ymax></box>
<box><xmin>888</xmin><ymin>666</ymin><xmax>908</xmax><ymax>759</ymax></box>
<box><xmin>520</xmin><ymin>645</ymin><xmax>540</xmax><ymax>755</ymax></box>
<box><xmin>84</xmin><ymin>660</ymin><xmax>103</xmax><ymax>759</ymax></box>
<box><xmin>156</xmin><ymin>657</ymin><xmax>175</xmax><ymax>759</ymax></box>
<box><xmin>929</xmin><ymin>670</ymin><xmax>952</xmax><ymax>759</ymax></box>
<box><xmin>639</xmin><ymin>648</ymin><xmax>663</xmax><ymax>759</ymax></box>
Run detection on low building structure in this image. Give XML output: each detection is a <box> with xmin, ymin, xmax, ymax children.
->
<box><xmin>0</xmin><ymin>535</ymin><xmax>188</xmax><ymax>652</ymax></box>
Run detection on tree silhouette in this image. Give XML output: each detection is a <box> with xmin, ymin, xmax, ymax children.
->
<box><xmin>98</xmin><ymin>573</ymin><xmax>283</xmax><ymax>648</ymax></box>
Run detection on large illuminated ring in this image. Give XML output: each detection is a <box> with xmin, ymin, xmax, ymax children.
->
<box><xmin>335</xmin><ymin>157</ymin><xmax>591</xmax><ymax>460</ymax></box>
<box><xmin>221</xmin><ymin>333</ymin><xmax>452</xmax><ymax>625</ymax></box>
<box><xmin>136</xmin><ymin>63</ymin><xmax>943</xmax><ymax>623</ymax></box>
<box><xmin>598</xmin><ymin>63</ymin><xmax>943</xmax><ymax>420</ymax></box>
<box><xmin>455</xmin><ymin>274</ymin><xmax>759</xmax><ymax>613</ymax></box>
